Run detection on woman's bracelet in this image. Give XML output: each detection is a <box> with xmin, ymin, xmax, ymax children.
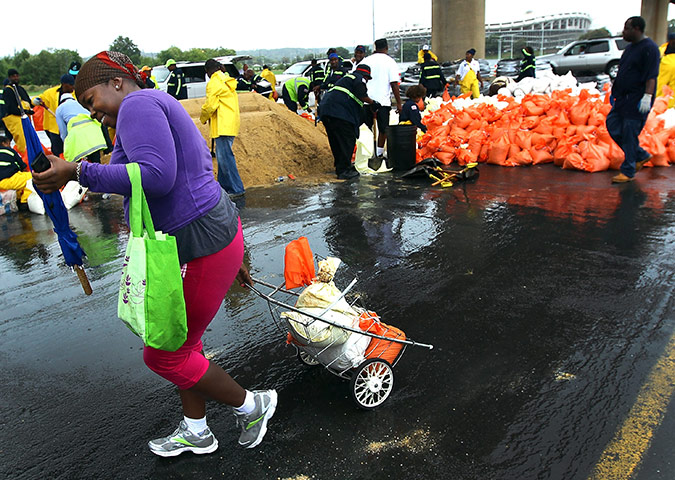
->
<box><xmin>76</xmin><ymin>161</ymin><xmax>82</xmax><ymax>184</ymax></box>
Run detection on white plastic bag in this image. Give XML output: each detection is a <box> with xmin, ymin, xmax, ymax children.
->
<box><xmin>0</xmin><ymin>190</ymin><xmax>18</xmax><ymax>215</ymax></box>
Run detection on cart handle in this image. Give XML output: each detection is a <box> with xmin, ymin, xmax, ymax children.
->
<box><xmin>246</xmin><ymin>282</ymin><xmax>434</xmax><ymax>350</ymax></box>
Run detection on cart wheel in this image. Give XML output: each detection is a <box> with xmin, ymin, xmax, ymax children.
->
<box><xmin>350</xmin><ymin>358</ymin><xmax>394</xmax><ymax>410</ymax></box>
<box><xmin>298</xmin><ymin>350</ymin><xmax>320</xmax><ymax>366</ymax></box>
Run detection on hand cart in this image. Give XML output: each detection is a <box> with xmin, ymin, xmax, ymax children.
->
<box><xmin>247</xmin><ymin>275</ymin><xmax>433</xmax><ymax>409</ymax></box>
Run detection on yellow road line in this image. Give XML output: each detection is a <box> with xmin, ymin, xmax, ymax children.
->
<box><xmin>588</xmin><ymin>330</ymin><xmax>675</xmax><ymax>480</ymax></box>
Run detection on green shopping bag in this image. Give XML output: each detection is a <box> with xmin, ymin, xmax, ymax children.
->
<box><xmin>118</xmin><ymin>163</ymin><xmax>187</xmax><ymax>351</ymax></box>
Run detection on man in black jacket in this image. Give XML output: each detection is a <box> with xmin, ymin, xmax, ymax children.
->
<box><xmin>319</xmin><ymin>64</ymin><xmax>380</xmax><ymax>179</ymax></box>
<box><xmin>2</xmin><ymin>69</ymin><xmax>33</xmax><ymax>155</ymax></box>
<box><xmin>165</xmin><ymin>59</ymin><xmax>188</xmax><ymax>100</ymax></box>
<box><xmin>419</xmin><ymin>53</ymin><xmax>446</xmax><ymax>97</ymax></box>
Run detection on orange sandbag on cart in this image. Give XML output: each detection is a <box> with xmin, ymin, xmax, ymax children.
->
<box><xmin>359</xmin><ymin>311</ymin><xmax>407</xmax><ymax>365</ymax></box>
<box><xmin>284</xmin><ymin>236</ymin><xmax>315</xmax><ymax>289</ymax></box>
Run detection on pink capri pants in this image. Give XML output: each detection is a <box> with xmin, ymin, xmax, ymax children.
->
<box><xmin>143</xmin><ymin>218</ymin><xmax>244</xmax><ymax>389</ymax></box>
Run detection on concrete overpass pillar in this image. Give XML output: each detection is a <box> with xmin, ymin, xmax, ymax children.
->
<box><xmin>432</xmin><ymin>0</ymin><xmax>486</xmax><ymax>62</ymax></box>
<box><xmin>641</xmin><ymin>0</ymin><xmax>670</xmax><ymax>44</ymax></box>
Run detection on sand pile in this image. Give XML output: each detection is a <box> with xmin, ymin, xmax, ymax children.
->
<box><xmin>180</xmin><ymin>93</ymin><xmax>334</xmax><ymax>186</ymax></box>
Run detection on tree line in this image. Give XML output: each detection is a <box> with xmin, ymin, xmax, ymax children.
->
<box><xmin>1</xmin><ymin>36</ymin><xmax>236</xmax><ymax>87</ymax></box>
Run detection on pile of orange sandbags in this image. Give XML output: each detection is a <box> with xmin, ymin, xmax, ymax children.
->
<box><xmin>416</xmin><ymin>88</ymin><xmax>675</xmax><ymax>172</ymax></box>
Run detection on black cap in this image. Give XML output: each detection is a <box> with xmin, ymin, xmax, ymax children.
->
<box><xmin>355</xmin><ymin>64</ymin><xmax>372</xmax><ymax>79</ymax></box>
<box><xmin>69</xmin><ymin>61</ymin><xmax>81</xmax><ymax>76</ymax></box>
<box><xmin>355</xmin><ymin>45</ymin><xmax>366</xmax><ymax>53</ymax></box>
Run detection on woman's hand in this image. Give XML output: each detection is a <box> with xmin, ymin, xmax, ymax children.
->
<box><xmin>32</xmin><ymin>155</ymin><xmax>77</xmax><ymax>193</ymax></box>
<box><xmin>236</xmin><ymin>263</ymin><xmax>253</xmax><ymax>287</ymax></box>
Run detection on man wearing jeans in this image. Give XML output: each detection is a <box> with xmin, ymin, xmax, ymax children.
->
<box><xmin>606</xmin><ymin>16</ymin><xmax>660</xmax><ymax>184</ymax></box>
<box><xmin>200</xmin><ymin>59</ymin><xmax>245</xmax><ymax>197</ymax></box>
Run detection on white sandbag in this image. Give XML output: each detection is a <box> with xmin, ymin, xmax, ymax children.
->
<box><xmin>60</xmin><ymin>181</ymin><xmax>87</xmax><ymax>210</ymax></box>
<box><xmin>24</xmin><ymin>179</ymin><xmax>45</xmax><ymax>215</ymax></box>
<box><xmin>0</xmin><ymin>190</ymin><xmax>18</xmax><ymax>215</ymax></box>
<box><xmin>657</xmin><ymin>108</ymin><xmax>675</xmax><ymax>129</ymax></box>
<box><xmin>497</xmin><ymin>87</ymin><xmax>512</xmax><ymax>97</ymax></box>
<box><xmin>282</xmin><ymin>308</ymin><xmax>358</xmax><ymax>347</ymax></box>
<box><xmin>300</xmin><ymin>329</ymin><xmax>371</xmax><ymax>371</ymax></box>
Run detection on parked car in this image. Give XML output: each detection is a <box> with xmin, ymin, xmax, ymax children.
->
<box><xmin>495</xmin><ymin>58</ymin><xmax>552</xmax><ymax>77</ymax></box>
<box><xmin>539</xmin><ymin>37</ymin><xmax>628</xmax><ymax>79</ymax></box>
<box><xmin>152</xmin><ymin>55</ymin><xmax>251</xmax><ymax>99</ymax></box>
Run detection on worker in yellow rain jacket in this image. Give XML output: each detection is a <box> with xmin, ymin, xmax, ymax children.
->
<box><xmin>0</xmin><ymin>135</ymin><xmax>31</xmax><ymax>203</ymax></box>
<box><xmin>260</xmin><ymin>65</ymin><xmax>277</xmax><ymax>100</ymax></box>
<box><xmin>657</xmin><ymin>33</ymin><xmax>675</xmax><ymax>107</ymax></box>
<box><xmin>455</xmin><ymin>48</ymin><xmax>483</xmax><ymax>99</ymax></box>
<box><xmin>417</xmin><ymin>44</ymin><xmax>438</xmax><ymax>64</ymax></box>
<box><xmin>32</xmin><ymin>74</ymin><xmax>76</xmax><ymax>157</ymax></box>
<box><xmin>2</xmin><ymin>69</ymin><xmax>33</xmax><ymax>155</ymax></box>
<box><xmin>200</xmin><ymin>58</ymin><xmax>245</xmax><ymax>196</ymax></box>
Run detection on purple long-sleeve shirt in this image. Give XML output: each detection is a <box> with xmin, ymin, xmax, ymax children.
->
<box><xmin>80</xmin><ymin>89</ymin><xmax>221</xmax><ymax>234</ymax></box>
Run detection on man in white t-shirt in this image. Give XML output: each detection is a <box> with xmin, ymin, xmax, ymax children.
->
<box><xmin>362</xmin><ymin>38</ymin><xmax>403</xmax><ymax>160</ymax></box>
<box><xmin>454</xmin><ymin>48</ymin><xmax>483</xmax><ymax>99</ymax></box>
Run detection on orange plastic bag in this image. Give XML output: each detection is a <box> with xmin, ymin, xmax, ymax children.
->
<box><xmin>284</xmin><ymin>237</ymin><xmax>315</xmax><ymax>289</ymax></box>
<box><xmin>569</xmin><ymin>102</ymin><xmax>591</xmax><ymax>126</ymax></box>
<box><xmin>32</xmin><ymin>106</ymin><xmax>45</xmax><ymax>131</ymax></box>
<box><xmin>530</xmin><ymin>148</ymin><xmax>554</xmax><ymax>165</ymax></box>
<box><xmin>456</xmin><ymin>148</ymin><xmax>478</xmax><ymax>166</ymax></box>
<box><xmin>434</xmin><ymin>151</ymin><xmax>455</xmax><ymax>165</ymax></box>
<box><xmin>359</xmin><ymin>312</ymin><xmax>406</xmax><ymax>365</ymax></box>
<box><xmin>488</xmin><ymin>134</ymin><xmax>510</xmax><ymax>165</ymax></box>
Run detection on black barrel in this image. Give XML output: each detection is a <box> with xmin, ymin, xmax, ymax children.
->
<box><xmin>386</xmin><ymin>125</ymin><xmax>417</xmax><ymax>170</ymax></box>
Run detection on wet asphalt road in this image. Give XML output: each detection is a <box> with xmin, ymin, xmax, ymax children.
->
<box><xmin>1</xmin><ymin>164</ymin><xmax>674</xmax><ymax>480</ymax></box>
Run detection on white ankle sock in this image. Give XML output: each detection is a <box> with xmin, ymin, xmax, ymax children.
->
<box><xmin>234</xmin><ymin>390</ymin><xmax>256</xmax><ymax>415</ymax></box>
<box><xmin>376</xmin><ymin>147</ymin><xmax>384</xmax><ymax>156</ymax></box>
<box><xmin>184</xmin><ymin>415</ymin><xmax>207</xmax><ymax>435</ymax></box>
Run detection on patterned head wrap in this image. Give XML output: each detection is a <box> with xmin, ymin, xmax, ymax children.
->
<box><xmin>75</xmin><ymin>51</ymin><xmax>147</xmax><ymax>98</ymax></box>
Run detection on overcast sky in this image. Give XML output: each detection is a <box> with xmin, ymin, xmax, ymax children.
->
<box><xmin>2</xmin><ymin>0</ymin><xmax>673</xmax><ymax>58</ymax></box>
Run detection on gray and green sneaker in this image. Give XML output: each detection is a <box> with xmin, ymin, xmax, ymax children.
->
<box><xmin>234</xmin><ymin>390</ymin><xmax>278</xmax><ymax>448</ymax></box>
<box><xmin>148</xmin><ymin>420</ymin><xmax>218</xmax><ymax>457</ymax></box>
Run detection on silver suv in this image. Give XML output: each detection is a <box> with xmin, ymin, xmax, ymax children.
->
<box><xmin>540</xmin><ymin>37</ymin><xmax>628</xmax><ymax>79</ymax></box>
<box><xmin>152</xmin><ymin>55</ymin><xmax>251</xmax><ymax>99</ymax></box>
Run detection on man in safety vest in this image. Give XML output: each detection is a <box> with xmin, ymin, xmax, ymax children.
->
<box><xmin>2</xmin><ymin>69</ymin><xmax>34</xmax><ymax>155</ymax></box>
<box><xmin>56</xmin><ymin>93</ymin><xmax>108</xmax><ymax>164</ymax></box>
<box><xmin>165</xmin><ymin>59</ymin><xmax>187</xmax><ymax>100</ymax></box>
<box><xmin>419</xmin><ymin>53</ymin><xmax>446</xmax><ymax>97</ymax></box>
<box><xmin>516</xmin><ymin>46</ymin><xmax>536</xmax><ymax>82</ymax></box>
<box><xmin>281</xmin><ymin>76</ymin><xmax>319</xmax><ymax>113</ymax></box>
<box><xmin>321</xmin><ymin>53</ymin><xmax>348</xmax><ymax>92</ymax></box>
<box><xmin>454</xmin><ymin>48</ymin><xmax>483</xmax><ymax>99</ymax></box>
<box><xmin>140</xmin><ymin>66</ymin><xmax>158</xmax><ymax>89</ymax></box>
<box><xmin>417</xmin><ymin>45</ymin><xmax>438</xmax><ymax>64</ymax></box>
<box><xmin>0</xmin><ymin>135</ymin><xmax>31</xmax><ymax>204</ymax></box>
<box><xmin>200</xmin><ymin>58</ymin><xmax>245</xmax><ymax>197</ymax></box>
<box><xmin>32</xmin><ymin>74</ymin><xmax>76</xmax><ymax>157</ymax></box>
<box><xmin>236</xmin><ymin>69</ymin><xmax>255</xmax><ymax>92</ymax></box>
<box><xmin>318</xmin><ymin>64</ymin><xmax>380</xmax><ymax>179</ymax></box>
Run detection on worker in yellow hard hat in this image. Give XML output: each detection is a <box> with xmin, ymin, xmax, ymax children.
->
<box><xmin>140</xmin><ymin>65</ymin><xmax>159</xmax><ymax>89</ymax></box>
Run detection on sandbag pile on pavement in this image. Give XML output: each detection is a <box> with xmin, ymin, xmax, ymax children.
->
<box><xmin>417</xmin><ymin>76</ymin><xmax>675</xmax><ymax>173</ymax></box>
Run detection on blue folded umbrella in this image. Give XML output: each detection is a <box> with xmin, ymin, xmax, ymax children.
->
<box><xmin>22</xmin><ymin>114</ymin><xmax>92</xmax><ymax>294</ymax></box>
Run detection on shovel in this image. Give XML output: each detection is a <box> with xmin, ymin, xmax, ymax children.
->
<box><xmin>367</xmin><ymin>107</ymin><xmax>383</xmax><ymax>171</ymax></box>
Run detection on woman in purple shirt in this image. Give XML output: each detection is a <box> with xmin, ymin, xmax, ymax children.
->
<box><xmin>32</xmin><ymin>52</ymin><xmax>277</xmax><ymax>456</ymax></box>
